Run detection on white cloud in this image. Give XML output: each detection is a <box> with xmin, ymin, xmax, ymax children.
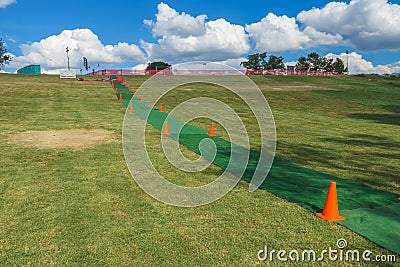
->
<box><xmin>141</xmin><ymin>3</ymin><xmax>250</xmax><ymax>62</ymax></box>
<box><xmin>0</xmin><ymin>0</ymin><xmax>16</xmax><ymax>8</ymax></box>
<box><xmin>325</xmin><ymin>52</ymin><xmax>399</xmax><ymax>74</ymax></box>
<box><xmin>9</xmin><ymin>29</ymin><xmax>145</xmax><ymax>70</ymax></box>
<box><xmin>297</xmin><ymin>0</ymin><xmax>400</xmax><ymax>51</ymax></box>
<box><xmin>5</xmin><ymin>36</ymin><xmax>16</xmax><ymax>43</ymax></box>
<box><xmin>105</xmin><ymin>42</ymin><xmax>145</xmax><ymax>61</ymax></box>
<box><xmin>7</xmin><ymin>2</ymin><xmax>399</xmax><ymax>74</ymax></box>
<box><xmin>385</xmin><ymin>61</ymin><xmax>400</xmax><ymax>74</ymax></box>
<box><xmin>218</xmin><ymin>58</ymin><xmax>247</xmax><ymax>70</ymax></box>
<box><xmin>131</xmin><ymin>63</ymin><xmax>148</xmax><ymax>70</ymax></box>
<box><xmin>147</xmin><ymin>2</ymin><xmax>207</xmax><ymax>38</ymax></box>
<box><xmin>245</xmin><ymin>13</ymin><xmax>342</xmax><ymax>53</ymax></box>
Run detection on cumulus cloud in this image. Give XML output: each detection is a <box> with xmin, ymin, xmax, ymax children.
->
<box><xmin>385</xmin><ymin>61</ymin><xmax>400</xmax><ymax>73</ymax></box>
<box><xmin>141</xmin><ymin>3</ymin><xmax>250</xmax><ymax>62</ymax></box>
<box><xmin>131</xmin><ymin>63</ymin><xmax>148</xmax><ymax>70</ymax></box>
<box><xmin>147</xmin><ymin>2</ymin><xmax>207</xmax><ymax>38</ymax></box>
<box><xmin>297</xmin><ymin>0</ymin><xmax>400</xmax><ymax>51</ymax></box>
<box><xmin>218</xmin><ymin>58</ymin><xmax>247</xmax><ymax>70</ymax></box>
<box><xmin>7</xmin><ymin>2</ymin><xmax>400</xmax><ymax>73</ymax></box>
<box><xmin>246</xmin><ymin>13</ymin><xmax>342</xmax><ymax>52</ymax></box>
<box><xmin>325</xmin><ymin>52</ymin><xmax>399</xmax><ymax>74</ymax></box>
<box><xmin>9</xmin><ymin>29</ymin><xmax>145</xmax><ymax>70</ymax></box>
<box><xmin>0</xmin><ymin>0</ymin><xmax>16</xmax><ymax>8</ymax></box>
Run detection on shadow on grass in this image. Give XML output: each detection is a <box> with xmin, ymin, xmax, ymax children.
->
<box><xmin>277</xmin><ymin>135</ymin><xmax>399</xmax><ymax>195</ymax></box>
<box><xmin>322</xmin><ymin>134</ymin><xmax>400</xmax><ymax>149</ymax></box>
<box><xmin>381</xmin><ymin>105</ymin><xmax>400</xmax><ymax>114</ymax></box>
<box><xmin>348</xmin><ymin>113</ymin><xmax>400</xmax><ymax>126</ymax></box>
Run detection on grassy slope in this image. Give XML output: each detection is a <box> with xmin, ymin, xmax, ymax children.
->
<box><xmin>257</xmin><ymin>75</ymin><xmax>400</xmax><ymax>194</ymax></box>
<box><xmin>0</xmin><ymin>74</ymin><xmax>398</xmax><ymax>266</ymax></box>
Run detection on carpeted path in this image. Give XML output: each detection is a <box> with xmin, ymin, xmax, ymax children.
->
<box><xmin>112</xmin><ymin>78</ymin><xmax>400</xmax><ymax>254</ymax></box>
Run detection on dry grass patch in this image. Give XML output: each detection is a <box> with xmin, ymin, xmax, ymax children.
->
<box><xmin>8</xmin><ymin>129</ymin><xmax>117</xmax><ymax>151</ymax></box>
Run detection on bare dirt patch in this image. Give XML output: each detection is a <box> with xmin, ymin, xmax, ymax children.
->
<box><xmin>9</xmin><ymin>129</ymin><xmax>117</xmax><ymax>151</ymax></box>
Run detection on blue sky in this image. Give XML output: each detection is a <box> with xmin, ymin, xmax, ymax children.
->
<box><xmin>1</xmin><ymin>0</ymin><xmax>400</xmax><ymax>73</ymax></box>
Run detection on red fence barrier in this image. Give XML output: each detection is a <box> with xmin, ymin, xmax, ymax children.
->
<box><xmin>244</xmin><ymin>70</ymin><xmax>338</xmax><ymax>76</ymax></box>
<box><xmin>89</xmin><ymin>69</ymin><xmax>339</xmax><ymax>76</ymax></box>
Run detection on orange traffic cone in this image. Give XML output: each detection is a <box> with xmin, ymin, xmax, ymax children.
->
<box><xmin>162</xmin><ymin>121</ymin><xmax>170</xmax><ymax>135</ymax></box>
<box><xmin>141</xmin><ymin>95</ymin><xmax>144</xmax><ymax>101</ymax></box>
<box><xmin>115</xmin><ymin>88</ymin><xmax>118</xmax><ymax>94</ymax></box>
<box><xmin>119</xmin><ymin>94</ymin><xmax>123</xmax><ymax>101</ymax></box>
<box><xmin>207</xmin><ymin>122</ymin><xmax>215</xmax><ymax>136</ymax></box>
<box><xmin>112</xmin><ymin>82</ymin><xmax>115</xmax><ymax>89</ymax></box>
<box><xmin>316</xmin><ymin>182</ymin><xmax>346</xmax><ymax>222</ymax></box>
<box><xmin>129</xmin><ymin>102</ymin><xmax>134</xmax><ymax>112</ymax></box>
<box><xmin>127</xmin><ymin>84</ymin><xmax>131</xmax><ymax>89</ymax></box>
<box><xmin>159</xmin><ymin>104</ymin><xmax>164</xmax><ymax>112</ymax></box>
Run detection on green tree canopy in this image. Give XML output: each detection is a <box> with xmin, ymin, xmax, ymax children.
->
<box><xmin>332</xmin><ymin>58</ymin><xmax>347</xmax><ymax>74</ymax></box>
<box><xmin>295</xmin><ymin>52</ymin><xmax>345</xmax><ymax>73</ymax></box>
<box><xmin>320</xmin><ymin>57</ymin><xmax>334</xmax><ymax>72</ymax></box>
<box><xmin>240</xmin><ymin>52</ymin><xmax>267</xmax><ymax>70</ymax></box>
<box><xmin>146</xmin><ymin>61</ymin><xmax>171</xmax><ymax>71</ymax></box>
<box><xmin>241</xmin><ymin>52</ymin><xmax>285</xmax><ymax>70</ymax></box>
<box><xmin>295</xmin><ymin>56</ymin><xmax>309</xmax><ymax>71</ymax></box>
<box><xmin>307</xmin><ymin>52</ymin><xmax>323</xmax><ymax>71</ymax></box>
<box><xmin>266</xmin><ymin>55</ymin><xmax>285</xmax><ymax>70</ymax></box>
<box><xmin>0</xmin><ymin>38</ymin><xmax>12</xmax><ymax>69</ymax></box>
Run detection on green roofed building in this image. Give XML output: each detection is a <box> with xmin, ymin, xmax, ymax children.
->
<box><xmin>17</xmin><ymin>65</ymin><xmax>41</xmax><ymax>74</ymax></box>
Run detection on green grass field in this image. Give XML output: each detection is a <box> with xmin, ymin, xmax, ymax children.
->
<box><xmin>0</xmin><ymin>73</ymin><xmax>399</xmax><ymax>266</ymax></box>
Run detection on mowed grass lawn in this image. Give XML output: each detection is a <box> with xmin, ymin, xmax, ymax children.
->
<box><xmin>0</xmin><ymin>73</ymin><xmax>398</xmax><ymax>266</ymax></box>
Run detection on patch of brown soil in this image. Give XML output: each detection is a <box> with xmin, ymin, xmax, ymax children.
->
<box><xmin>9</xmin><ymin>129</ymin><xmax>117</xmax><ymax>151</ymax></box>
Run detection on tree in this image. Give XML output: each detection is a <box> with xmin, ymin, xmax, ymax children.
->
<box><xmin>266</xmin><ymin>55</ymin><xmax>285</xmax><ymax>70</ymax></box>
<box><xmin>320</xmin><ymin>57</ymin><xmax>334</xmax><ymax>72</ymax></box>
<box><xmin>332</xmin><ymin>58</ymin><xmax>347</xmax><ymax>74</ymax></box>
<box><xmin>240</xmin><ymin>52</ymin><xmax>267</xmax><ymax>70</ymax></box>
<box><xmin>295</xmin><ymin>56</ymin><xmax>309</xmax><ymax>71</ymax></box>
<box><xmin>241</xmin><ymin>52</ymin><xmax>285</xmax><ymax>70</ymax></box>
<box><xmin>295</xmin><ymin>52</ymin><xmax>338</xmax><ymax>72</ymax></box>
<box><xmin>307</xmin><ymin>52</ymin><xmax>322</xmax><ymax>71</ymax></box>
<box><xmin>0</xmin><ymin>38</ymin><xmax>12</xmax><ymax>69</ymax></box>
<box><xmin>146</xmin><ymin>61</ymin><xmax>171</xmax><ymax>71</ymax></box>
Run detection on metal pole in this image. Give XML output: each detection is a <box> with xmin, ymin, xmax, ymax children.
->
<box><xmin>346</xmin><ymin>50</ymin><xmax>349</xmax><ymax>74</ymax></box>
<box><xmin>66</xmin><ymin>47</ymin><xmax>70</xmax><ymax>71</ymax></box>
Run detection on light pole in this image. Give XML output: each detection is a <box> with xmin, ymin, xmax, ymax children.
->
<box><xmin>346</xmin><ymin>49</ymin><xmax>349</xmax><ymax>74</ymax></box>
<box><xmin>66</xmin><ymin>47</ymin><xmax>70</xmax><ymax>71</ymax></box>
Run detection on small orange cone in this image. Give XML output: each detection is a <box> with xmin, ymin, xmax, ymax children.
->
<box><xmin>162</xmin><ymin>121</ymin><xmax>169</xmax><ymax>135</ymax></box>
<box><xmin>141</xmin><ymin>95</ymin><xmax>144</xmax><ymax>101</ymax></box>
<box><xmin>119</xmin><ymin>94</ymin><xmax>123</xmax><ymax>101</ymax></box>
<box><xmin>127</xmin><ymin>84</ymin><xmax>131</xmax><ymax>89</ymax></box>
<box><xmin>316</xmin><ymin>182</ymin><xmax>346</xmax><ymax>222</ymax></box>
<box><xmin>112</xmin><ymin>82</ymin><xmax>115</xmax><ymax>89</ymax></box>
<box><xmin>129</xmin><ymin>102</ymin><xmax>134</xmax><ymax>112</ymax></box>
<box><xmin>115</xmin><ymin>88</ymin><xmax>118</xmax><ymax>94</ymax></box>
<box><xmin>159</xmin><ymin>104</ymin><xmax>164</xmax><ymax>112</ymax></box>
<box><xmin>207</xmin><ymin>122</ymin><xmax>215</xmax><ymax>136</ymax></box>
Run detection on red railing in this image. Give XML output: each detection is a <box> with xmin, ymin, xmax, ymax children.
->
<box><xmin>89</xmin><ymin>69</ymin><xmax>338</xmax><ymax>76</ymax></box>
<box><xmin>244</xmin><ymin>70</ymin><xmax>338</xmax><ymax>76</ymax></box>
